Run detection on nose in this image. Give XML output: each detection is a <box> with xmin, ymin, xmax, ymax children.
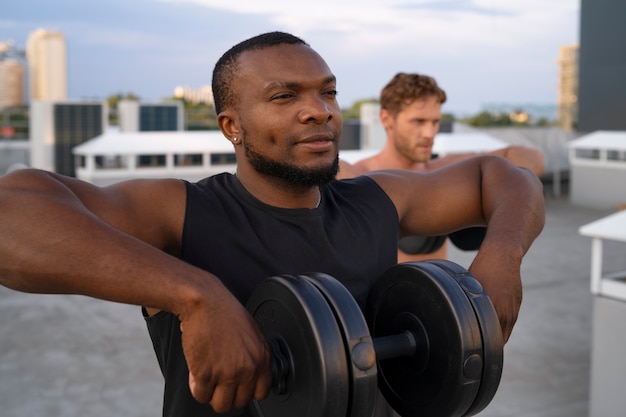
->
<box><xmin>423</xmin><ymin>121</ymin><xmax>439</xmax><ymax>139</ymax></box>
<box><xmin>298</xmin><ymin>96</ymin><xmax>334</xmax><ymax>124</ymax></box>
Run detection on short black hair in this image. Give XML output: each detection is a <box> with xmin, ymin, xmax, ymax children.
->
<box><xmin>212</xmin><ymin>31</ymin><xmax>308</xmax><ymax>114</ymax></box>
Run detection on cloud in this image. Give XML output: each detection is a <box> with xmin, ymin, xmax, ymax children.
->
<box><xmin>4</xmin><ymin>0</ymin><xmax>579</xmax><ymax>113</ymax></box>
<box><xmin>147</xmin><ymin>0</ymin><xmax>579</xmax><ymax>113</ymax></box>
<box><xmin>74</xmin><ymin>26</ymin><xmax>171</xmax><ymax>50</ymax></box>
<box><xmin>157</xmin><ymin>0</ymin><xmax>577</xmax><ymax>52</ymax></box>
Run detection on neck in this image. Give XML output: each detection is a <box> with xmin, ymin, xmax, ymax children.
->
<box><xmin>235</xmin><ymin>170</ymin><xmax>321</xmax><ymax>209</ymax></box>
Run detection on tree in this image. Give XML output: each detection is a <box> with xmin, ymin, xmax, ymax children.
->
<box><xmin>341</xmin><ymin>98</ymin><xmax>378</xmax><ymax>120</ymax></box>
<box><xmin>0</xmin><ymin>105</ymin><xmax>29</xmax><ymax>139</ymax></box>
<box><xmin>463</xmin><ymin>111</ymin><xmax>514</xmax><ymax>127</ymax></box>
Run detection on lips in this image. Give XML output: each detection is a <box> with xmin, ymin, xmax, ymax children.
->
<box><xmin>295</xmin><ymin>132</ymin><xmax>337</xmax><ymax>153</ymax></box>
<box><xmin>299</xmin><ymin>132</ymin><xmax>336</xmax><ymax>144</ymax></box>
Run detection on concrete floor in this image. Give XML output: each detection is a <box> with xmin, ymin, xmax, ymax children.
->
<box><xmin>1</xmin><ymin>192</ymin><xmax>623</xmax><ymax>417</ymax></box>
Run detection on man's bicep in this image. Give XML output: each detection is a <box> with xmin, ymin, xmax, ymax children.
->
<box><xmin>66</xmin><ymin>177</ymin><xmax>187</xmax><ymax>251</ymax></box>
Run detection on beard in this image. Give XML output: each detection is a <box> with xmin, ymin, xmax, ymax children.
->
<box><xmin>243</xmin><ymin>137</ymin><xmax>339</xmax><ymax>188</ymax></box>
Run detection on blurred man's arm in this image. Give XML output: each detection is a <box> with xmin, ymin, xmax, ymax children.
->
<box><xmin>427</xmin><ymin>146</ymin><xmax>545</xmax><ymax>177</ymax></box>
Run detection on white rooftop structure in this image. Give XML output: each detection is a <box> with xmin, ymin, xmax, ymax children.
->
<box><xmin>339</xmin><ymin>132</ymin><xmax>507</xmax><ymax>164</ymax></box>
<box><xmin>569</xmin><ymin>130</ymin><xmax>626</xmax><ymax>152</ymax></box>
<box><xmin>431</xmin><ymin>132</ymin><xmax>507</xmax><ymax>155</ymax></box>
<box><xmin>579</xmin><ymin>209</ymin><xmax>626</xmax><ymax>301</ymax></box>
<box><xmin>73</xmin><ymin>130</ymin><xmax>236</xmax><ymax>186</ymax></box>
<box><xmin>73</xmin><ymin>126</ymin><xmax>509</xmax><ymax>186</ymax></box>
<box><xmin>579</xmin><ymin>208</ymin><xmax>626</xmax><ymax>417</ymax></box>
<box><xmin>568</xmin><ymin>131</ymin><xmax>626</xmax><ymax>209</ymax></box>
<box><xmin>568</xmin><ymin>130</ymin><xmax>626</xmax><ymax>168</ymax></box>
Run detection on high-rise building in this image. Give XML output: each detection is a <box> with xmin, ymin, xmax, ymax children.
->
<box><xmin>0</xmin><ymin>42</ymin><xmax>27</xmax><ymax>110</ymax></box>
<box><xmin>117</xmin><ymin>100</ymin><xmax>184</xmax><ymax>132</ymax></box>
<box><xmin>30</xmin><ymin>100</ymin><xmax>107</xmax><ymax>177</ymax></box>
<box><xmin>26</xmin><ymin>29</ymin><xmax>67</xmax><ymax>102</ymax></box>
<box><xmin>0</xmin><ymin>59</ymin><xmax>25</xmax><ymax>110</ymax></box>
<box><xmin>557</xmin><ymin>45</ymin><xmax>579</xmax><ymax>132</ymax></box>
<box><xmin>578</xmin><ymin>0</ymin><xmax>626</xmax><ymax>132</ymax></box>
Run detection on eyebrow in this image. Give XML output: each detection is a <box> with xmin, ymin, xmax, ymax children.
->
<box><xmin>264</xmin><ymin>75</ymin><xmax>337</xmax><ymax>91</ymax></box>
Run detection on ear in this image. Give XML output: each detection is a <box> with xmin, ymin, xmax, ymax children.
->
<box><xmin>380</xmin><ymin>108</ymin><xmax>394</xmax><ymax>132</ymax></box>
<box><xmin>218</xmin><ymin>110</ymin><xmax>240</xmax><ymax>143</ymax></box>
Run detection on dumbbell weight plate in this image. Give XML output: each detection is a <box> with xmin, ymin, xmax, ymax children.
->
<box><xmin>301</xmin><ymin>273</ymin><xmax>379</xmax><ymax>417</ymax></box>
<box><xmin>398</xmin><ymin>235</ymin><xmax>447</xmax><ymax>255</ymax></box>
<box><xmin>246</xmin><ymin>274</ymin><xmax>349</xmax><ymax>417</ymax></box>
<box><xmin>366</xmin><ymin>262</ymin><xmax>483</xmax><ymax>417</ymax></box>
<box><xmin>449</xmin><ymin>227</ymin><xmax>487</xmax><ymax>251</ymax></box>
<box><xmin>424</xmin><ymin>260</ymin><xmax>503</xmax><ymax>416</ymax></box>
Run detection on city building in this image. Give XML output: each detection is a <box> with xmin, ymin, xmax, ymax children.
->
<box><xmin>172</xmin><ymin>86</ymin><xmax>217</xmax><ymax>130</ymax></box>
<box><xmin>25</xmin><ymin>29</ymin><xmax>67</xmax><ymax>102</ymax></box>
<box><xmin>0</xmin><ymin>42</ymin><xmax>26</xmax><ymax>110</ymax></box>
<box><xmin>173</xmin><ymin>85</ymin><xmax>214</xmax><ymax>105</ymax></box>
<box><xmin>557</xmin><ymin>44</ymin><xmax>579</xmax><ymax>132</ymax></box>
<box><xmin>30</xmin><ymin>100</ymin><xmax>107</xmax><ymax>177</ymax></box>
<box><xmin>578</xmin><ymin>0</ymin><xmax>626</xmax><ymax>131</ymax></box>
<box><xmin>117</xmin><ymin>100</ymin><xmax>184</xmax><ymax>132</ymax></box>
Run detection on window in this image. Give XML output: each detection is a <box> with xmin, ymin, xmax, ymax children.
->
<box><xmin>210</xmin><ymin>153</ymin><xmax>236</xmax><ymax>165</ymax></box>
<box><xmin>175</xmin><ymin>153</ymin><xmax>203</xmax><ymax>166</ymax></box>
<box><xmin>137</xmin><ymin>154</ymin><xmax>166</xmax><ymax>167</ymax></box>
<box><xmin>95</xmin><ymin>155</ymin><xmax>130</xmax><ymax>169</ymax></box>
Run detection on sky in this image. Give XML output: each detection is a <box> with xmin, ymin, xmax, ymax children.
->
<box><xmin>2</xmin><ymin>0</ymin><xmax>580</xmax><ymax>116</ymax></box>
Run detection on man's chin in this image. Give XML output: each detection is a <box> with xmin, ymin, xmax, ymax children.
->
<box><xmin>413</xmin><ymin>151</ymin><xmax>433</xmax><ymax>163</ymax></box>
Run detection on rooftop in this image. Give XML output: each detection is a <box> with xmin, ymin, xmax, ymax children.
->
<box><xmin>72</xmin><ymin>129</ymin><xmax>232</xmax><ymax>156</ymax></box>
<box><xmin>569</xmin><ymin>131</ymin><xmax>626</xmax><ymax>151</ymax></box>
<box><xmin>1</xmin><ymin>191</ymin><xmax>622</xmax><ymax>417</ymax></box>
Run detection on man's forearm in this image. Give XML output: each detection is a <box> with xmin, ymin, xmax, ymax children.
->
<box><xmin>0</xmin><ymin>170</ymin><xmax>202</xmax><ymax>317</ymax></box>
<box><xmin>470</xmin><ymin>157</ymin><xmax>545</xmax><ymax>342</ymax></box>
<box><xmin>480</xmin><ymin>157</ymin><xmax>545</xmax><ymax>257</ymax></box>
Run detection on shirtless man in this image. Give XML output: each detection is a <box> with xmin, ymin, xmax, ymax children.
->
<box><xmin>339</xmin><ymin>72</ymin><xmax>544</xmax><ymax>262</ymax></box>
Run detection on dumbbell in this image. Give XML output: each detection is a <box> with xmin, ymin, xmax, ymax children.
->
<box><xmin>398</xmin><ymin>235</ymin><xmax>447</xmax><ymax>254</ymax></box>
<box><xmin>246</xmin><ymin>260</ymin><xmax>503</xmax><ymax>417</ymax></box>
<box><xmin>449</xmin><ymin>227</ymin><xmax>487</xmax><ymax>251</ymax></box>
<box><xmin>399</xmin><ymin>227</ymin><xmax>487</xmax><ymax>255</ymax></box>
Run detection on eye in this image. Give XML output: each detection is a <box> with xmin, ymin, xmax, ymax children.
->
<box><xmin>270</xmin><ymin>92</ymin><xmax>295</xmax><ymax>101</ymax></box>
<box><xmin>323</xmin><ymin>89</ymin><xmax>338</xmax><ymax>98</ymax></box>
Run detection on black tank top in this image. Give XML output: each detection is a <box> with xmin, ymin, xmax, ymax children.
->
<box><xmin>144</xmin><ymin>173</ymin><xmax>399</xmax><ymax>417</ymax></box>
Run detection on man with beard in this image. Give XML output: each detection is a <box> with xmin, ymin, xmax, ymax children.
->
<box><xmin>0</xmin><ymin>32</ymin><xmax>545</xmax><ymax>417</ymax></box>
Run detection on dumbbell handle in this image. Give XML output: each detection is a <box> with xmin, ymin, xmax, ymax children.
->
<box><xmin>269</xmin><ymin>339</ymin><xmax>290</xmax><ymax>395</ymax></box>
<box><xmin>373</xmin><ymin>331</ymin><xmax>417</xmax><ymax>361</ymax></box>
<box><xmin>269</xmin><ymin>330</ymin><xmax>418</xmax><ymax>395</ymax></box>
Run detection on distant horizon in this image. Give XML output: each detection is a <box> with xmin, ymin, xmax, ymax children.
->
<box><xmin>1</xmin><ymin>96</ymin><xmax>559</xmax><ymax>122</ymax></box>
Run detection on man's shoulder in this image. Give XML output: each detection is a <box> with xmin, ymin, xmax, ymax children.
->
<box><xmin>337</xmin><ymin>158</ymin><xmax>369</xmax><ymax>179</ymax></box>
<box><xmin>188</xmin><ymin>172</ymin><xmax>236</xmax><ymax>191</ymax></box>
<box><xmin>353</xmin><ymin>155</ymin><xmax>381</xmax><ymax>172</ymax></box>
<box><xmin>328</xmin><ymin>175</ymin><xmax>391</xmax><ymax>204</ymax></box>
